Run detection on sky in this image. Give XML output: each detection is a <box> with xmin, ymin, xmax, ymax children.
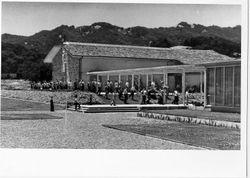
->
<box><xmin>1</xmin><ymin>2</ymin><xmax>241</xmax><ymax>36</ymax></box>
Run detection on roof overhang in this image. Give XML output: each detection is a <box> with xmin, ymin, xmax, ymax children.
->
<box><xmin>43</xmin><ymin>45</ymin><xmax>61</xmax><ymax>63</ymax></box>
<box><xmin>87</xmin><ymin>64</ymin><xmax>206</xmax><ymax>75</ymax></box>
<box><xmin>196</xmin><ymin>60</ymin><xmax>241</xmax><ymax>67</ymax></box>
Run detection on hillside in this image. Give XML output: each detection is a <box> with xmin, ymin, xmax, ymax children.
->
<box><xmin>2</xmin><ymin>22</ymin><xmax>241</xmax><ymax>54</ymax></box>
<box><xmin>1</xmin><ymin>21</ymin><xmax>241</xmax><ymax>81</ymax></box>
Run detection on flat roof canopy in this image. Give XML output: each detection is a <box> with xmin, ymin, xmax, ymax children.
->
<box><xmin>87</xmin><ymin>64</ymin><xmax>206</xmax><ymax>76</ymax></box>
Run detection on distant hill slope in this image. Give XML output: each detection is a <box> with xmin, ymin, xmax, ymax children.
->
<box><xmin>1</xmin><ymin>21</ymin><xmax>241</xmax><ymax>81</ymax></box>
<box><xmin>2</xmin><ymin>21</ymin><xmax>241</xmax><ymax>55</ymax></box>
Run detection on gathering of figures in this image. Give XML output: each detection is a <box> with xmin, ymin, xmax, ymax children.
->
<box><xmin>31</xmin><ymin>79</ymin><xmax>180</xmax><ymax>105</ymax></box>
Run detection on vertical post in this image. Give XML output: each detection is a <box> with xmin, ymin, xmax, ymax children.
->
<box><xmin>138</xmin><ymin>75</ymin><xmax>141</xmax><ymax>90</ymax></box>
<box><xmin>132</xmin><ymin>74</ymin><xmax>134</xmax><ymax>88</ymax></box>
<box><xmin>165</xmin><ymin>72</ymin><xmax>168</xmax><ymax>86</ymax></box>
<box><xmin>182</xmin><ymin>69</ymin><xmax>186</xmax><ymax>105</ymax></box>
<box><xmin>214</xmin><ymin>67</ymin><xmax>216</xmax><ymax>105</ymax></box>
<box><xmin>222</xmin><ymin>67</ymin><xmax>225</xmax><ymax>106</ymax></box>
<box><xmin>79</xmin><ymin>58</ymin><xmax>82</xmax><ymax>81</ymax></box>
<box><xmin>204</xmin><ymin>69</ymin><xmax>207</xmax><ymax>107</ymax></box>
<box><xmin>163</xmin><ymin>72</ymin><xmax>166</xmax><ymax>86</ymax></box>
<box><xmin>107</xmin><ymin>73</ymin><xmax>110</xmax><ymax>81</ymax></box>
<box><xmin>118</xmin><ymin>74</ymin><xmax>121</xmax><ymax>83</ymax></box>
<box><xmin>232</xmin><ymin>66</ymin><xmax>235</xmax><ymax>106</ymax></box>
<box><xmin>200</xmin><ymin>71</ymin><xmax>203</xmax><ymax>93</ymax></box>
<box><xmin>96</xmin><ymin>74</ymin><xmax>99</xmax><ymax>82</ymax></box>
<box><xmin>146</xmin><ymin>74</ymin><xmax>149</xmax><ymax>90</ymax></box>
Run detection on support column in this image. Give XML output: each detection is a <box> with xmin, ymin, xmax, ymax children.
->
<box><xmin>146</xmin><ymin>74</ymin><xmax>149</xmax><ymax>90</ymax></box>
<box><xmin>132</xmin><ymin>74</ymin><xmax>134</xmax><ymax>88</ymax></box>
<box><xmin>163</xmin><ymin>72</ymin><xmax>166</xmax><ymax>105</ymax></box>
<box><xmin>165</xmin><ymin>72</ymin><xmax>168</xmax><ymax>86</ymax></box>
<box><xmin>118</xmin><ymin>74</ymin><xmax>121</xmax><ymax>83</ymax></box>
<box><xmin>138</xmin><ymin>75</ymin><xmax>141</xmax><ymax>90</ymax></box>
<box><xmin>204</xmin><ymin>69</ymin><xmax>207</xmax><ymax>107</ymax></box>
<box><xmin>232</xmin><ymin>67</ymin><xmax>235</xmax><ymax>106</ymax></box>
<box><xmin>163</xmin><ymin>73</ymin><xmax>166</xmax><ymax>86</ymax></box>
<box><xmin>96</xmin><ymin>74</ymin><xmax>99</xmax><ymax>82</ymax></box>
<box><xmin>200</xmin><ymin>71</ymin><xmax>203</xmax><ymax>93</ymax></box>
<box><xmin>79</xmin><ymin>58</ymin><xmax>82</xmax><ymax>81</ymax></box>
<box><xmin>107</xmin><ymin>73</ymin><xmax>110</xmax><ymax>81</ymax></box>
<box><xmin>182</xmin><ymin>70</ymin><xmax>186</xmax><ymax>105</ymax></box>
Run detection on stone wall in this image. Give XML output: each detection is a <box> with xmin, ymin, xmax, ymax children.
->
<box><xmin>67</xmin><ymin>54</ymin><xmax>80</xmax><ymax>83</ymax></box>
<box><xmin>52</xmin><ymin>49</ymin><xmax>80</xmax><ymax>82</ymax></box>
<box><xmin>52</xmin><ymin>49</ymin><xmax>65</xmax><ymax>81</ymax></box>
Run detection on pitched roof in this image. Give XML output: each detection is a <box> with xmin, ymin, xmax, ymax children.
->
<box><xmin>63</xmin><ymin>42</ymin><xmax>236</xmax><ymax>65</ymax></box>
<box><xmin>44</xmin><ymin>45</ymin><xmax>61</xmax><ymax>63</ymax></box>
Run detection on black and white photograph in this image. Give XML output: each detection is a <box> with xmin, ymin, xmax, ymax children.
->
<box><xmin>0</xmin><ymin>0</ymin><xmax>248</xmax><ymax>177</ymax></box>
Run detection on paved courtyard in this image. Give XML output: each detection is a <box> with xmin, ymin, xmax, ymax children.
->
<box><xmin>1</xmin><ymin>109</ymin><xmax>202</xmax><ymax>149</ymax></box>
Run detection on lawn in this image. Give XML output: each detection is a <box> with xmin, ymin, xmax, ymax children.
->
<box><xmin>103</xmin><ymin>122</ymin><xmax>240</xmax><ymax>150</ymax></box>
<box><xmin>144</xmin><ymin>109</ymin><xmax>240</xmax><ymax>123</ymax></box>
<box><xmin>1</xmin><ymin>114</ymin><xmax>62</xmax><ymax>120</ymax></box>
<box><xmin>1</xmin><ymin>98</ymin><xmax>64</xmax><ymax>111</ymax></box>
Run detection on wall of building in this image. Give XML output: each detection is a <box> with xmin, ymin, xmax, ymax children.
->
<box><xmin>52</xmin><ymin>49</ymin><xmax>81</xmax><ymax>83</ymax></box>
<box><xmin>80</xmin><ymin>56</ymin><xmax>181</xmax><ymax>82</ymax></box>
<box><xmin>52</xmin><ymin>49</ymin><xmax>65</xmax><ymax>81</ymax></box>
<box><xmin>206</xmin><ymin>64</ymin><xmax>240</xmax><ymax>113</ymax></box>
<box><xmin>67</xmin><ymin>54</ymin><xmax>80</xmax><ymax>83</ymax></box>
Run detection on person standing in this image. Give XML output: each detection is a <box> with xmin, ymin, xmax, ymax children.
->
<box><xmin>141</xmin><ymin>88</ymin><xmax>147</xmax><ymax>104</ymax></box>
<box><xmin>74</xmin><ymin>94</ymin><xmax>81</xmax><ymax>110</ymax></box>
<box><xmin>130</xmin><ymin>86</ymin><xmax>136</xmax><ymax>101</ymax></box>
<box><xmin>97</xmin><ymin>80</ymin><xmax>102</xmax><ymax>95</ymax></box>
<box><xmin>110</xmin><ymin>92</ymin><xmax>116</xmax><ymax>106</ymax></box>
<box><xmin>123</xmin><ymin>87</ymin><xmax>128</xmax><ymax>104</ymax></box>
<box><xmin>50</xmin><ymin>96</ymin><xmax>54</xmax><ymax>112</ymax></box>
<box><xmin>172</xmin><ymin>90</ymin><xmax>179</xmax><ymax>104</ymax></box>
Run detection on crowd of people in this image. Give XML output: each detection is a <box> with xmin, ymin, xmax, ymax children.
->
<box><xmin>31</xmin><ymin>79</ymin><xmax>181</xmax><ymax>105</ymax></box>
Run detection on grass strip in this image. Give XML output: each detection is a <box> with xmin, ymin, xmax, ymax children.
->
<box><xmin>103</xmin><ymin>123</ymin><xmax>240</xmax><ymax>150</ymax></box>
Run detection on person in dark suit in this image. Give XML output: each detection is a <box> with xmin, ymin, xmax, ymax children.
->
<box><xmin>74</xmin><ymin>94</ymin><xmax>81</xmax><ymax>110</ymax></box>
<box><xmin>123</xmin><ymin>87</ymin><xmax>129</xmax><ymax>104</ymax></box>
<box><xmin>172</xmin><ymin>90</ymin><xmax>179</xmax><ymax>104</ymax></box>
<box><xmin>50</xmin><ymin>96</ymin><xmax>54</xmax><ymax>112</ymax></box>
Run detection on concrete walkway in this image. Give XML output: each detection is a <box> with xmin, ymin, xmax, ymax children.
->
<box><xmin>1</xmin><ymin>111</ymin><xmax>203</xmax><ymax>149</ymax></box>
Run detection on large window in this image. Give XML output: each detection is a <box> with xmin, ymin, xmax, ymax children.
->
<box><xmin>207</xmin><ymin>65</ymin><xmax>240</xmax><ymax>108</ymax></box>
<box><xmin>215</xmin><ymin>67</ymin><xmax>224</xmax><ymax>105</ymax></box>
<box><xmin>207</xmin><ymin>68</ymin><xmax>215</xmax><ymax>105</ymax></box>
<box><xmin>109</xmin><ymin>75</ymin><xmax>119</xmax><ymax>83</ymax></box>
<box><xmin>120</xmin><ymin>75</ymin><xmax>127</xmax><ymax>88</ymax></box>
<box><xmin>134</xmin><ymin>75</ymin><xmax>139</xmax><ymax>90</ymax></box>
<box><xmin>140</xmin><ymin>74</ymin><xmax>147</xmax><ymax>90</ymax></box>
<box><xmin>152</xmin><ymin>74</ymin><xmax>164</xmax><ymax>89</ymax></box>
<box><xmin>224</xmin><ymin>67</ymin><xmax>233</xmax><ymax>106</ymax></box>
<box><xmin>234</xmin><ymin>66</ymin><xmax>241</xmax><ymax>107</ymax></box>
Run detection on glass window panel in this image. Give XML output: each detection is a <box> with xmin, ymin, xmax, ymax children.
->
<box><xmin>185</xmin><ymin>72</ymin><xmax>201</xmax><ymax>93</ymax></box>
<box><xmin>134</xmin><ymin>75</ymin><xmax>139</xmax><ymax>90</ymax></box>
<box><xmin>120</xmin><ymin>75</ymin><xmax>127</xmax><ymax>88</ymax></box>
<box><xmin>148</xmin><ymin>75</ymin><xmax>153</xmax><ymax>87</ymax></box>
<box><xmin>100</xmin><ymin>76</ymin><xmax>107</xmax><ymax>91</ymax></box>
<box><xmin>215</xmin><ymin>67</ymin><xmax>223</xmax><ymax>105</ymax></box>
<box><xmin>109</xmin><ymin>75</ymin><xmax>119</xmax><ymax>83</ymax></box>
<box><xmin>89</xmin><ymin>74</ymin><xmax>97</xmax><ymax>82</ymax></box>
<box><xmin>152</xmin><ymin>74</ymin><xmax>164</xmax><ymax>89</ymax></box>
<box><xmin>127</xmin><ymin>75</ymin><xmax>132</xmax><ymax>88</ymax></box>
<box><xmin>140</xmin><ymin>74</ymin><xmax>147</xmax><ymax>90</ymax></box>
<box><xmin>234</xmin><ymin>66</ymin><xmax>241</xmax><ymax>107</ymax></box>
<box><xmin>224</xmin><ymin>67</ymin><xmax>233</xmax><ymax>106</ymax></box>
<box><xmin>207</xmin><ymin>68</ymin><xmax>215</xmax><ymax>105</ymax></box>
